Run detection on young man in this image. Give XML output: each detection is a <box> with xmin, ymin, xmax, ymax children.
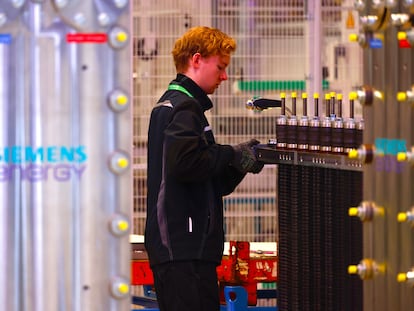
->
<box><xmin>145</xmin><ymin>26</ymin><xmax>263</xmax><ymax>311</ymax></box>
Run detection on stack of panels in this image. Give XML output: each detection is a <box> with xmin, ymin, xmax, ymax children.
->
<box><xmin>277</xmin><ymin>164</ymin><xmax>363</xmax><ymax>311</ymax></box>
<box><xmin>277</xmin><ymin>164</ymin><xmax>292</xmax><ymax>310</ymax></box>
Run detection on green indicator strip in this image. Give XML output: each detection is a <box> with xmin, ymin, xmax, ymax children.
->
<box><xmin>237</xmin><ymin>80</ymin><xmax>330</xmax><ymax>91</ymax></box>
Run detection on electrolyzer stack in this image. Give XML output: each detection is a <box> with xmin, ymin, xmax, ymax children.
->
<box><xmin>0</xmin><ymin>1</ymin><xmax>131</xmax><ymax>311</ymax></box>
<box><xmin>346</xmin><ymin>2</ymin><xmax>414</xmax><ymax>311</ymax></box>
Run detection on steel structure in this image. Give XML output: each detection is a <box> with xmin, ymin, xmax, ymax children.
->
<box><xmin>0</xmin><ymin>1</ymin><xmax>131</xmax><ymax>310</ymax></box>
<box><xmin>349</xmin><ymin>1</ymin><xmax>414</xmax><ymax>310</ymax></box>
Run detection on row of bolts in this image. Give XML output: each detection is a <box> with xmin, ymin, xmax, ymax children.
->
<box><xmin>347</xmin><ymin>200</ymin><xmax>414</xmax><ymax>286</ymax></box>
<box><xmin>274</xmin><ymin>91</ymin><xmax>364</xmax><ymax>154</ymax></box>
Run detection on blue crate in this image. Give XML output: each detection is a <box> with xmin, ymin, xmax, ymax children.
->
<box><xmin>224</xmin><ymin>286</ymin><xmax>277</xmax><ymax>311</ymax></box>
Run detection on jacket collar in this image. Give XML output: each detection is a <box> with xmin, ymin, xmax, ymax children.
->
<box><xmin>172</xmin><ymin>74</ymin><xmax>213</xmax><ymax>112</ymax></box>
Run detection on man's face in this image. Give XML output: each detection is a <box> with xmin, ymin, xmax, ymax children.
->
<box><xmin>196</xmin><ymin>54</ymin><xmax>230</xmax><ymax>94</ymax></box>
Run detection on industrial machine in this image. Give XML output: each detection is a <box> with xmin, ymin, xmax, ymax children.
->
<box><xmin>250</xmin><ymin>1</ymin><xmax>414</xmax><ymax>310</ymax></box>
<box><xmin>0</xmin><ymin>1</ymin><xmax>131</xmax><ymax>310</ymax></box>
<box><xmin>348</xmin><ymin>1</ymin><xmax>414</xmax><ymax>310</ymax></box>
<box><xmin>253</xmin><ymin>92</ymin><xmax>365</xmax><ymax>311</ymax></box>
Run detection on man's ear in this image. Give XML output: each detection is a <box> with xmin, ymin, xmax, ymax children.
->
<box><xmin>191</xmin><ymin>53</ymin><xmax>202</xmax><ymax>68</ymax></box>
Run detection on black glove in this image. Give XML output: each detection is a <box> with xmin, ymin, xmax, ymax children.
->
<box><xmin>231</xmin><ymin>139</ymin><xmax>264</xmax><ymax>174</ymax></box>
<box><xmin>250</xmin><ymin>152</ymin><xmax>265</xmax><ymax>174</ymax></box>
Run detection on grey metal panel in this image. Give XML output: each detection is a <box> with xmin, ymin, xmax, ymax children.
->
<box><xmin>359</xmin><ymin>2</ymin><xmax>414</xmax><ymax>310</ymax></box>
<box><xmin>0</xmin><ymin>1</ymin><xmax>131</xmax><ymax>310</ymax></box>
<box><xmin>397</xmin><ymin>8</ymin><xmax>414</xmax><ymax>308</ymax></box>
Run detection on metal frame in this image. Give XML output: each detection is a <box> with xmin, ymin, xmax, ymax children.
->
<box><xmin>358</xmin><ymin>2</ymin><xmax>414</xmax><ymax>310</ymax></box>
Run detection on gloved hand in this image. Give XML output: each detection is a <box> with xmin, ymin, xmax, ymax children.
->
<box><xmin>231</xmin><ymin>139</ymin><xmax>264</xmax><ymax>174</ymax></box>
<box><xmin>250</xmin><ymin>157</ymin><xmax>265</xmax><ymax>174</ymax></box>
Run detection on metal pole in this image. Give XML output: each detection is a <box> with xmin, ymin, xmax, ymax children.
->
<box><xmin>307</xmin><ymin>0</ymin><xmax>322</xmax><ymax>116</ymax></box>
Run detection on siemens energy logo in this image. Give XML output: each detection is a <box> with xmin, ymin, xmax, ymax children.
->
<box><xmin>0</xmin><ymin>145</ymin><xmax>87</xmax><ymax>182</ymax></box>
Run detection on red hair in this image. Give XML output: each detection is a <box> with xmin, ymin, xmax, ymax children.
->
<box><xmin>172</xmin><ymin>26</ymin><xmax>236</xmax><ymax>73</ymax></box>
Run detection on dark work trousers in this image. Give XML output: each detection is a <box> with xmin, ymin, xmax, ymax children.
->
<box><xmin>151</xmin><ymin>260</ymin><xmax>220</xmax><ymax>311</ymax></box>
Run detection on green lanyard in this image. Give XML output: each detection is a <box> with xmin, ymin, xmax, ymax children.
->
<box><xmin>168</xmin><ymin>84</ymin><xmax>194</xmax><ymax>98</ymax></box>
